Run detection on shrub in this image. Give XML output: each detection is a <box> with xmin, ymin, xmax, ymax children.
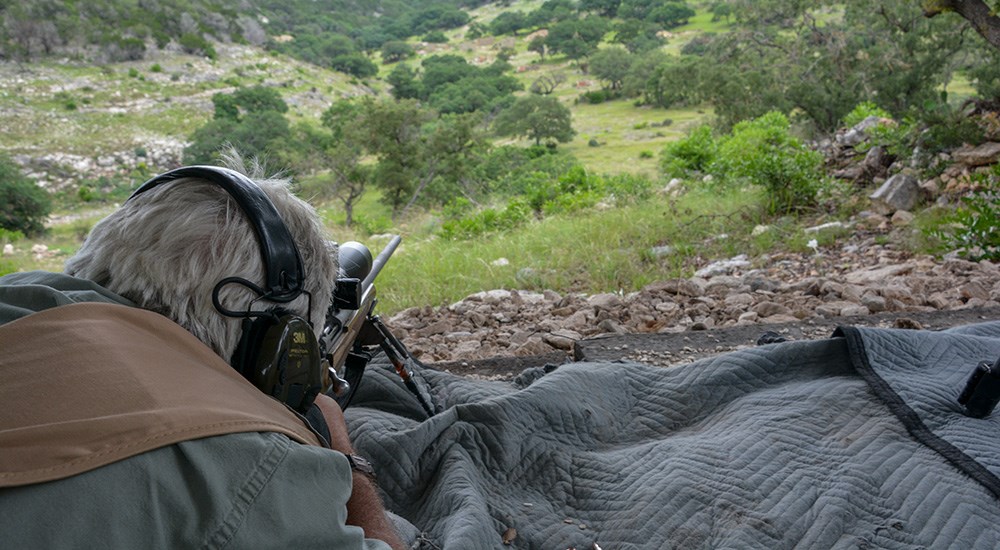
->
<box><xmin>932</xmin><ymin>166</ymin><xmax>1000</xmax><ymax>261</ymax></box>
<box><xmin>179</xmin><ymin>33</ymin><xmax>217</xmax><ymax>59</ymax></box>
<box><xmin>0</xmin><ymin>154</ymin><xmax>51</xmax><ymax>236</ymax></box>
<box><xmin>353</xmin><ymin>213</ymin><xmax>392</xmax><ymax>236</ymax></box>
<box><xmin>423</xmin><ymin>31</ymin><xmax>449</xmax><ymax>44</ymax></box>
<box><xmin>440</xmin><ymin>199</ymin><xmax>531</xmax><ymax>239</ymax></box>
<box><xmin>0</xmin><ymin>227</ymin><xmax>25</xmax><ymax>243</ymax></box>
<box><xmin>842</xmin><ymin>101</ymin><xmax>892</xmax><ymax>128</ymax></box>
<box><xmin>660</xmin><ymin>124</ymin><xmax>716</xmax><ymax>178</ymax></box>
<box><xmin>713</xmin><ymin>111</ymin><xmax>824</xmax><ymax>215</ymax></box>
<box><xmin>581</xmin><ymin>90</ymin><xmax>607</xmax><ymax>104</ymax></box>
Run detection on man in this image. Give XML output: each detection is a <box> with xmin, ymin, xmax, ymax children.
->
<box><xmin>0</xmin><ymin>153</ymin><xmax>407</xmax><ymax>549</ymax></box>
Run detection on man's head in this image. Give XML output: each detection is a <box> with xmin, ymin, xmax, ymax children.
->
<box><xmin>65</xmin><ymin>153</ymin><xmax>337</xmax><ymax>362</ymax></box>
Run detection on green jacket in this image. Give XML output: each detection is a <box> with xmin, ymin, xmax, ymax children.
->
<box><xmin>0</xmin><ymin>271</ymin><xmax>392</xmax><ymax>550</ymax></box>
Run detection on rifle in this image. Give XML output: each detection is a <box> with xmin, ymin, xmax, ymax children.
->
<box><xmin>319</xmin><ymin>235</ymin><xmax>436</xmax><ymax>416</ymax></box>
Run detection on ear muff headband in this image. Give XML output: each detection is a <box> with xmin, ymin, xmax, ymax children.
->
<box><xmin>130</xmin><ymin>165</ymin><xmax>325</xmax><ymax>414</ymax></box>
<box><xmin>128</xmin><ymin>166</ymin><xmax>305</xmax><ymax>302</ymax></box>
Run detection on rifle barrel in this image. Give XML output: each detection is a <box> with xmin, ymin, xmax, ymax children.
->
<box><xmin>363</xmin><ymin>235</ymin><xmax>401</xmax><ymax>289</ymax></box>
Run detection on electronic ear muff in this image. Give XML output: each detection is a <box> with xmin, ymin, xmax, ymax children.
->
<box><xmin>129</xmin><ymin>166</ymin><xmax>326</xmax><ymax>413</ymax></box>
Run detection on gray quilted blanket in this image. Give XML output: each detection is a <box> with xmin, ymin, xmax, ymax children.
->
<box><xmin>345</xmin><ymin>323</ymin><xmax>1000</xmax><ymax>549</ymax></box>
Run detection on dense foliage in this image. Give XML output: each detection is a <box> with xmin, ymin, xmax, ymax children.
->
<box><xmin>183</xmin><ymin>86</ymin><xmax>290</xmax><ymax>164</ymax></box>
<box><xmin>661</xmin><ymin>112</ymin><xmax>824</xmax><ymax>215</ymax></box>
<box><xmin>492</xmin><ymin>96</ymin><xmax>576</xmax><ymax>146</ymax></box>
<box><xmin>0</xmin><ymin>153</ymin><xmax>51</xmax><ymax>236</ymax></box>
<box><xmin>387</xmin><ymin>54</ymin><xmax>522</xmax><ymax>115</ymax></box>
<box><xmin>0</xmin><ymin>0</ymin><xmax>480</xmax><ymax>68</ymax></box>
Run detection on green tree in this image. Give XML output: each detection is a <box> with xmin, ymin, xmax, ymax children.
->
<box><xmin>339</xmin><ymin>98</ymin><xmax>491</xmax><ymax>217</ymax></box>
<box><xmin>713</xmin><ymin>112</ymin><xmax>824</xmax><ymax>215</ymax></box>
<box><xmin>590</xmin><ymin>46</ymin><xmax>634</xmax><ymax>89</ymax></box>
<box><xmin>213</xmin><ymin>86</ymin><xmax>288</xmax><ymax>121</ymax></box>
<box><xmin>309</xmin><ymin>103</ymin><xmax>373</xmax><ymax>227</ymax></box>
<box><xmin>415</xmin><ymin>55</ymin><xmax>522</xmax><ymax>113</ymax></box>
<box><xmin>184</xmin><ymin>86</ymin><xmax>291</xmax><ymax>165</ymax></box>
<box><xmin>650</xmin><ymin>2</ymin><xmax>696</xmax><ymax>28</ymax></box>
<box><xmin>0</xmin><ymin>153</ymin><xmax>50</xmax><ymax>236</ymax></box>
<box><xmin>331</xmin><ymin>53</ymin><xmax>378</xmax><ymax>78</ymax></box>
<box><xmin>178</xmin><ymin>33</ymin><xmax>217</xmax><ymax>59</ymax></box>
<box><xmin>921</xmin><ymin>0</ymin><xmax>1000</xmax><ymax>51</ymax></box>
<box><xmin>380</xmin><ymin>41</ymin><xmax>414</xmax><ymax>63</ymax></box>
<box><xmin>612</xmin><ymin>18</ymin><xmax>664</xmax><ymax>52</ymax></box>
<box><xmin>546</xmin><ymin>18</ymin><xmax>607</xmax><ymax>59</ymax></box>
<box><xmin>618</xmin><ymin>0</ymin><xmax>661</xmax><ymax>20</ymax></box>
<box><xmin>528</xmin><ymin>35</ymin><xmax>547</xmax><ymax>58</ymax></box>
<box><xmin>493</xmin><ymin>95</ymin><xmax>576</xmax><ymax>146</ymax></box>
<box><xmin>489</xmin><ymin>11</ymin><xmax>529</xmax><ymax>35</ymax></box>
<box><xmin>664</xmin><ymin>0</ymin><xmax>973</xmax><ymax>131</ymax></box>
<box><xmin>386</xmin><ymin>64</ymin><xmax>421</xmax><ymax>99</ymax></box>
<box><xmin>579</xmin><ymin>0</ymin><xmax>623</xmax><ymax>17</ymax></box>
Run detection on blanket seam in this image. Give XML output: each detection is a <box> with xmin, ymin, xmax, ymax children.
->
<box><xmin>835</xmin><ymin>326</ymin><xmax>1000</xmax><ymax>501</ymax></box>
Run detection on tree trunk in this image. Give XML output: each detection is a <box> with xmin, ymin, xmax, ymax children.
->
<box><xmin>924</xmin><ymin>0</ymin><xmax>1000</xmax><ymax>51</ymax></box>
<box><xmin>344</xmin><ymin>201</ymin><xmax>354</xmax><ymax>227</ymax></box>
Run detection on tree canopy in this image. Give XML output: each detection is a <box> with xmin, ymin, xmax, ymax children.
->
<box><xmin>493</xmin><ymin>95</ymin><xmax>576</xmax><ymax>146</ymax></box>
<box><xmin>184</xmin><ymin>86</ymin><xmax>291</xmax><ymax>165</ymax></box>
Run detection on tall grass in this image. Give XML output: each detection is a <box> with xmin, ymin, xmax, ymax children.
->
<box><xmin>373</xmin><ymin>185</ymin><xmax>774</xmax><ymax>313</ymax></box>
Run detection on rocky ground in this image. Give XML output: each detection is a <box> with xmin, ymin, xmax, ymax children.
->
<box><xmin>387</xmin><ymin>115</ymin><xmax>1000</xmax><ymax>380</ymax></box>
<box><xmin>388</xmin><ymin>223</ymin><xmax>1000</xmax><ymax>379</ymax></box>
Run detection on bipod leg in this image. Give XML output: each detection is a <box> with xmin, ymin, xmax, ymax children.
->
<box><xmin>369</xmin><ymin>316</ymin><xmax>436</xmax><ymax>417</ymax></box>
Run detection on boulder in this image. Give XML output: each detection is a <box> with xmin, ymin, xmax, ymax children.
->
<box><xmin>953</xmin><ymin>142</ymin><xmax>1000</xmax><ymax>167</ymax></box>
<box><xmin>870</xmin><ymin>174</ymin><xmax>920</xmax><ymax>214</ymax></box>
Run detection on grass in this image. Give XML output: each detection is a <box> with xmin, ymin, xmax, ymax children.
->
<box><xmin>563</xmin><ymin>100</ymin><xmax>710</xmax><ymax>177</ymax></box>
<box><xmin>0</xmin><ymin>209</ymin><xmax>109</xmax><ymax>275</ymax></box>
<box><xmin>372</xmin><ymin>184</ymin><xmax>782</xmax><ymax>313</ymax></box>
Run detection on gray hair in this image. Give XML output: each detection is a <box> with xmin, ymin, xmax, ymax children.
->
<box><xmin>65</xmin><ymin>153</ymin><xmax>338</xmax><ymax>361</ymax></box>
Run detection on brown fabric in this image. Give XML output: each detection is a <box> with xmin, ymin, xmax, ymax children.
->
<box><xmin>0</xmin><ymin>302</ymin><xmax>321</xmax><ymax>488</ymax></box>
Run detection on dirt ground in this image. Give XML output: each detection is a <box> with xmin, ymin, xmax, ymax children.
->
<box><xmin>428</xmin><ymin>306</ymin><xmax>1000</xmax><ymax>380</ymax></box>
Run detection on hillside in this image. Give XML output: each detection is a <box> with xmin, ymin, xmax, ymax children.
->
<box><xmin>0</xmin><ymin>44</ymin><xmax>369</xmax><ymax>190</ymax></box>
<box><xmin>3</xmin><ymin>0</ymin><xmax>1000</xmax><ymax>320</ymax></box>
<box><xmin>0</xmin><ymin>1</ymin><xmax>715</xmax><ymax>191</ymax></box>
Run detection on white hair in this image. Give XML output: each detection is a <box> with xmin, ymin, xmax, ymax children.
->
<box><xmin>65</xmin><ymin>153</ymin><xmax>337</xmax><ymax>361</ymax></box>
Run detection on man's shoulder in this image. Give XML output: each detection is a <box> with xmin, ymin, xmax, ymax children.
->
<box><xmin>0</xmin><ymin>270</ymin><xmax>134</xmax><ymax>326</ymax></box>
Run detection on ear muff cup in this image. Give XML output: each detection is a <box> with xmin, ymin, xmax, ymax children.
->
<box><xmin>233</xmin><ymin>313</ymin><xmax>324</xmax><ymax>413</ymax></box>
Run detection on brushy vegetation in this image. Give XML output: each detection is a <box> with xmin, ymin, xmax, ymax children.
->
<box><xmin>932</xmin><ymin>165</ymin><xmax>1000</xmax><ymax>261</ymax></box>
<box><xmin>4</xmin><ymin>0</ymin><xmax>1000</xmax><ymax>313</ymax></box>
<box><xmin>660</xmin><ymin>112</ymin><xmax>824</xmax><ymax>215</ymax></box>
<box><xmin>0</xmin><ymin>154</ymin><xmax>51</xmax><ymax>236</ymax></box>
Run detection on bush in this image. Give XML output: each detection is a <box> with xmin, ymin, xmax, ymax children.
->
<box><xmin>440</xmin><ymin>199</ymin><xmax>531</xmax><ymax>239</ymax></box>
<box><xmin>581</xmin><ymin>90</ymin><xmax>607</xmax><ymax>104</ymax></box>
<box><xmin>660</xmin><ymin>124</ymin><xmax>717</xmax><ymax>178</ymax></box>
<box><xmin>932</xmin><ymin>166</ymin><xmax>1000</xmax><ymax>261</ymax></box>
<box><xmin>712</xmin><ymin>112</ymin><xmax>824</xmax><ymax>215</ymax></box>
<box><xmin>332</xmin><ymin>53</ymin><xmax>380</xmax><ymax>78</ymax></box>
<box><xmin>423</xmin><ymin>31</ymin><xmax>449</xmax><ymax>44</ymax></box>
<box><xmin>842</xmin><ymin>101</ymin><xmax>892</xmax><ymax>128</ymax></box>
<box><xmin>0</xmin><ymin>154</ymin><xmax>51</xmax><ymax>236</ymax></box>
<box><xmin>178</xmin><ymin>33</ymin><xmax>217</xmax><ymax>59</ymax></box>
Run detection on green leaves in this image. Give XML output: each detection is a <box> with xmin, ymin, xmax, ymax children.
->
<box><xmin>0</xmin><ymin>154</ymin><xmax>51</xmax><ymax>237</ymax></box>
<box><xmin>493</xmin><ymin>96</ymin><xmax>576</xmax><ymax>146</ymax></box>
